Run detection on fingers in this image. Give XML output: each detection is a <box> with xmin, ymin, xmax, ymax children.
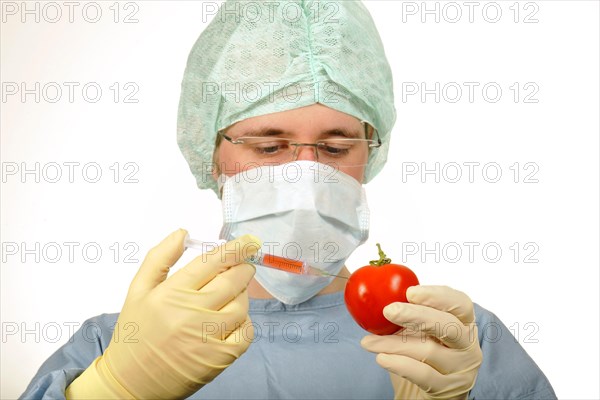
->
<box><xmin>222</xmin><ymin>311</ymin><xmax>254</xmax><ymax>344</ymax></box>
<box><xmin>367</xmin><ymin>286</ymin><xmax>482</xmax><ymax>399</ymax></box>
<box><xmin>165</xmin><ymin>234</ymin><xmax>261</xmax><ymax>291</ymax></box>
<box><xmin>383</xmin><ymin>302</ymin><xmax>472</xmax><ymax>349</ymax></box>
<box><xmin>169</xmin><ymin>286</ymin><xmax>251</xmax><ymax>341</ymax></box>
<box><xmin>130</xmin><ymin>229</ymin><xmax>188</xmax><ymax>294</ymax></box>
<box><xmin>361</xmin><ymin>334</ymin><xmax>480</xmax><ymax>375</ymax></box>
<box><xmin>184</xmin><ymin>314</ymin><xmax>255</xmax><ymax>386</ymax></box>
<box><xmin>375</xmin><ymin>353</ymin><xmax>470</xmax><ymax>399</ymax></box>
<box><xmin>195</xmin><ymin>315</ymin><xmax>255</xmax><ymax>373</ymax></box>
<box><xmin>376</xmin><ymin>346</ymin><xmax>481</xmax><ymax>399</ymax></box>
<box><xmin>204</xmin><ymin>289</ymin><xmax>251</xmax><ymax>341</ymax></box>
<box><xmin>193</xmin><ymin>262</ymin><xmax>256</xmax><ymax>311</ymax></box>
<box><xmin>407</xmin><ymin>285</ymin><xmax>475</xmax><ymax>325</ymax></box>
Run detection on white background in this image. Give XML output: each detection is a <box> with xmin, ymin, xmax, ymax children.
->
<box><xmin>1</xmin><ymin>1</ymin><xmax>598</xmax><ymax>398</ymax></box>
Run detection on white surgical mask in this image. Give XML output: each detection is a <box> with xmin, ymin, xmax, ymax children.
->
<box><xmin>219</xmin><ymin>161</ymin><xmax>370</xmax><ymax>305</ymax></box>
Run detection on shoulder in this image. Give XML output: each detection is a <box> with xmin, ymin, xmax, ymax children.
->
<box><xmin>20</xmin><ymin>313</ymin><xmax>120</xmax><ymax>399</ymax></box>
<box><xmin>470</xmin><ymin>303</ymin><xmax>557</xmax><ymax>400</ymax></box>
<box><xmin>72</xmin><ymin>313</ymin><xmax>119</xmax><ymax>347</ymax></box>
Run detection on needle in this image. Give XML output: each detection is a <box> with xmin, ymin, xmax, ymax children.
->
<box><xmin>184</xmin><ymin>236</ymin><xmax>349</xmax><ymax>279</ymax></box>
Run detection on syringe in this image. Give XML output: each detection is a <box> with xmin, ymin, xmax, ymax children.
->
<box><xmin>184</xmin><ymin>237</ymin><xmax>346</xmax><ymax>278</ymax></box>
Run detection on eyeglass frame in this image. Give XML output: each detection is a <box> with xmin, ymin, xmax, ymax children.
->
<box><xmin>217</xmin><ymin>120</ymin><xmax>382</xmax><ymax>164</ymax></box>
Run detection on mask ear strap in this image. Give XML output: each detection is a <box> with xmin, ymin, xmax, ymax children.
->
<box><xmin>216</xmin><ymin>174</ymin><xmax>228</xmax><ymax>197</ymax></box>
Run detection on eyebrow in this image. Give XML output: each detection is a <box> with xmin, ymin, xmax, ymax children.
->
<box><xmin>239</xmin><ymin>127</ymin><xmax>363</xmax><ymax>139</ymax></box>
<box><xmin>321</xmin><ymin>128</ymin><xmax>362</xmax><ymax>139</ymax></box>
<box><xmin>241</xmin><ymin>128</ymin><xmax>289</xmax><ymax>137</ymax></box>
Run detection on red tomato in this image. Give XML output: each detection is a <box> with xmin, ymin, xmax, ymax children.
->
<box><xmin>344</xmin><ymin>244</ymin><xmax>419</xmax><ymax>335</ymax></box>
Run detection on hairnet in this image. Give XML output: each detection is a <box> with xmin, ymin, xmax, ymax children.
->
<box><xmin>177</xmin><ymin>0</ymin><xmax>396</xmax><ymax>194</ymax></box>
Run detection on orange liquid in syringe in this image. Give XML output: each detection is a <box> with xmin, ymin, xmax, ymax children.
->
<box><xmin>262</xmin><ymin>254</ymin><xmax>305</xmax><ymax>274</ymax></box>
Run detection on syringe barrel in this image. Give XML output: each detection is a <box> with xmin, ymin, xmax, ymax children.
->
<box><xmin>184</xmin><ymin>236</ymin><xmax>220</xmax><ymax>251</ymax></box>
<box><xmin>247</xmin><ymin>253</ymin><xmax>307</xmax><ymax>275</ymax></box>
<box><xmin>184</xmin><ymin>235</ymin><xmax>332</xmax><ymax>276</ymax></box>
<box><xmin>184</xmin><ymin>238</ymin><xmax>312</xmax><ymax>275</ymax></box>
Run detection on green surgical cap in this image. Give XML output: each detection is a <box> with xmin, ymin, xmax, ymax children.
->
<box><xmin>177</xmin><ymin>0</ymin><xmax>396</xmax><ymax>194</ymax></box>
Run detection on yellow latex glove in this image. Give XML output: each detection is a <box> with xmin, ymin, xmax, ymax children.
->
<box><xmin>361</xmin><ymin>285</ymin><xmax>483</xmax><ymax>400</ymax></box>
<box><xmin>66</xmin><ymin>229</ymin><xmax>260</xmax><ymax>399</ymax></box>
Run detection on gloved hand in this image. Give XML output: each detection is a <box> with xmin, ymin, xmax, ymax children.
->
<box><xmin>361</xmin><ymin>285</ymin><xmax>483</xmax><ymax>400</ymax></box>
<box><xmin>66</xmin><ymin>229</ymin><xmax>261</xmax><ymax>399</ymax></box>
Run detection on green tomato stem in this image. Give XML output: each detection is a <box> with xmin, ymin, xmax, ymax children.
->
<box><xmin>369</xmin><ymin>243</ymin><xmax>392</xmax><ymax>266</ymax></box>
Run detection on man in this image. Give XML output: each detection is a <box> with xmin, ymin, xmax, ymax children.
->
<box><xmin>21</xmin><ymin>1</ymin><xmax>556</xmax><ymax>399</ymax></box>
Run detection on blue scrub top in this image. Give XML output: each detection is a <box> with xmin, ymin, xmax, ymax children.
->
<box><xmin>20</xmin><ymin>292</ymin><xmax>556</xmax><ymax>399</ymax></box>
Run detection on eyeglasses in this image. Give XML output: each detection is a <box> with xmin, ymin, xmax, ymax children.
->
<box><xmin>219</xmin><ymin>121</ymin><xmax>381</xmax><ymax>168</ymax></box>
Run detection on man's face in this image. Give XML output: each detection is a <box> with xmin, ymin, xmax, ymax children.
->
<box><xmin>214</xmin><ymin>104</ymin><xmax>369</xmax><ymax>183</ymax></box>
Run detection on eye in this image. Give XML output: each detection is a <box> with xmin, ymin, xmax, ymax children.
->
<box><xmin>319</xmin><ymin>141</ymin><xmax>353</xmax><ymax>156</ymax></box>
<box><xmin>251</xmin><ymin>140</ymin><xmax>290</xmax><ymax>155</ymax></box>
